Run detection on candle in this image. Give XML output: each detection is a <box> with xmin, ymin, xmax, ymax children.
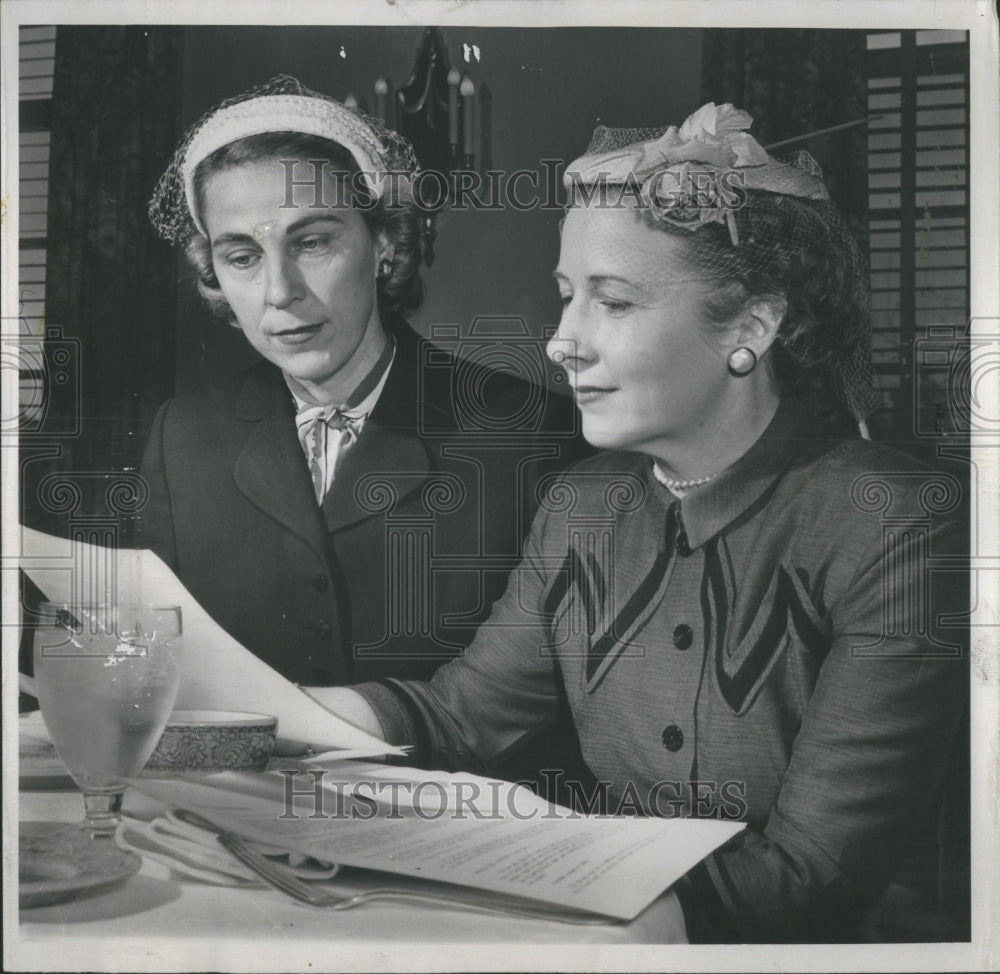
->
<box><xmin>447</xmin><ymin>68</ymin><xmax>460</xmax><ymax>146</ymax></box>
<box><xmin>344</xmin><ymin>92</ymin><xmax>358</xmax><ymax>110</ymax></box>
<box><xmin>374</xmin><ymin>76</ymin><xmax>388</xmax><ymax>121</ymax></box>
<box><xmin>460</xmin><ymin>74</ymin><xmax>475</xmax><ymax>157</ymax></box>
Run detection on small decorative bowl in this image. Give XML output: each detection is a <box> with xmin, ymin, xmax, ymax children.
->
<box><xmin>144</xmin><ymin>710</ymin><xmax>277</xmax><ymax>773</ymax></box>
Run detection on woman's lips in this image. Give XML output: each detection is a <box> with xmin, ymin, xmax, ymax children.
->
<box><xmin>272</xmin><ymin>322</ymin><xmax>325</xmax><ymax>345</ymax></box>
<box><xmin>573</xmin><ymin>385</ymin><xmax>616</xmax><ymax>405</ymax></box>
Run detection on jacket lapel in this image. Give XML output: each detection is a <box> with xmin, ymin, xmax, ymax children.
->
<box><xmin>231</xmin><ymin>364</ymin><xmax>328</xmax><ymax>558</ymax></box>
<box><xmin>321</xmin><ymin>328</ymin><xmax>437</xmax><ymax>534</ymax></box>
<box><xmin>321</xmin><ymin>418</ymin><xmax>436</xmax><ymax>533</ymax></box>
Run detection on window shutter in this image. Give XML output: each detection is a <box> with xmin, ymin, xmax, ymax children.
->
<box><xmin>866</xmin><ymin>29</ymin><xmax>969</xmax><ymax>442</ymax></box>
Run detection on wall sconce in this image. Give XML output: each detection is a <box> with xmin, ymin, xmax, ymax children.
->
<box><xmin>345</xmin><ymin>27</ymin><xmax>488</xmax><ymax>266</ymax></box>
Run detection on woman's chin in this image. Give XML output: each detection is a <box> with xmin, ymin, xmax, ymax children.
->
<box><xmin>580</xmin><ymin>421</ymin><xmax>632</xmax><ymax>453</ymax></box>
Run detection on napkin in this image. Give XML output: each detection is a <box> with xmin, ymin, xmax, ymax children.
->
<box><xmin>115</xmin><ymin>810</ymin><xmax>339</xmax><ymax>888</ymax></box>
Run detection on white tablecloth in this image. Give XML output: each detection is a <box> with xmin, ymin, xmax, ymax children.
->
<box><xmin>15</xmin><ymin>785</ymin><xmax>686</xmax><ymax>970</ymax></box>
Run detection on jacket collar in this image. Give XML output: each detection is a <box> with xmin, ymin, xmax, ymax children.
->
<box><xmin>231</xmin><ymin>325</ymin><xmax>438</xmax><ymax>536</ymax></box>
<box><xmin>659</xmin><ymin>398</ymin><xmax>813</xmax><ymax>550</ymax></box>
<box><xmin>320</xmin><ymin>324</ymin><xmax>437</xmax><ymax>532</ymax></box>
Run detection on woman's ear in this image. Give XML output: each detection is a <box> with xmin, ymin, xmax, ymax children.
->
<box><xmin>729</xmin><ymin>295</ymin><xmax>787</xmax><ymax>358</ymax></box>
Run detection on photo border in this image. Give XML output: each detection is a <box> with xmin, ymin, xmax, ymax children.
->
<box><xmin>2</xmin><ymin>2</ymin><xmax>997</xmax><ymax>971</ymax></box>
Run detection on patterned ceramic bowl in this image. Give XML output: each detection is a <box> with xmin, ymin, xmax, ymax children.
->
<box><xmin>145</xmin><ymin>710</ymin><xmax>277</xmax><ymax>773</ymax></box>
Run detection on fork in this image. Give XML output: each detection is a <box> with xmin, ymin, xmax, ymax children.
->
<box><xmin>172</xmin><ymin>808</ymin><xmax>619</xmax><ymax>925</ymax></box>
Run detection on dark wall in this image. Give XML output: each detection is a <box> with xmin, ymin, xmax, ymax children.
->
<box><xmin>173</xmin><ymin>26</ymin><xmax>703</xmax><ymax>394</ymax></box>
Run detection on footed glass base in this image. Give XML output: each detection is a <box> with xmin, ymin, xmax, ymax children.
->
<box><xmin>81</xmin><ymin>791</ymin><xmax>125</xmax><ymax>836</ymax></box>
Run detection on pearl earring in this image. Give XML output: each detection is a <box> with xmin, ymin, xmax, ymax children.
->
<box><xmin>727</xmin><ymin>346</ymin><xmax>757</xmax><ymax>376</ymax></box>
<box><xmin>377</xmin><ymin>258</ymin><xmax>392</xmax><ymax>281</ymax></box>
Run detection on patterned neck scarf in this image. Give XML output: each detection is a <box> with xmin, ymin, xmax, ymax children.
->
<box><xmin>289</xmin><ymin>337</ymin><xmax>396</xmax><ymax>504</ymax></box>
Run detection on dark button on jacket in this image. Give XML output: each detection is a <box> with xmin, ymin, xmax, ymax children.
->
<box><xmin>672</xmin><ymin>624</ymin><xmax>693</xmax><ymax>650</ymax></box>
<box><xmin>662</xmin><ymin>724</ymin><xmax>685</xmax><ymax>751</ymax></box>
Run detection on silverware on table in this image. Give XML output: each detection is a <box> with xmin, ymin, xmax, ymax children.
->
<box><xmin>171</xmin><ymin>808</ymin><xmax>619</xmax><ymax>925</ymax></box>
<box><xmin>172</xmin><ymin>808</ymin><xmax>334</xmax><ymax>906</ymax></box>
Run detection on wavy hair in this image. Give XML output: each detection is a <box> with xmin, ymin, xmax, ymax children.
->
<box><xmin>564</xmin><ymin>183</ymin><xmax>874</xmax><ymax>430</ymax></box>
<box><xmin>659</xmin><ymin>191</ymin><xmax>874</xmax><ymax>430</ymax></box>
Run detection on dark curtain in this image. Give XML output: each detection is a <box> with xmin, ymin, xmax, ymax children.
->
<box><xmin>20</xmin><ymin>26</ymin><xmax>184</xmax><ymax>697</ymax></box>
<box><xmin>701</xmin><ymin>29</ymin><xmax>868</xmax><ymax>244</ymax></box>
<box><xmin>35</xmin><ymin>26</ymin><xmax>183</xmax><ymax>525</ymax></box>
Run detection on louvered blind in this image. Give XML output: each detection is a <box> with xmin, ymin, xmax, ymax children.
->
<box><xmin>17</xmin><ymin>26</ymin><xmax>56</xmax><ymax>429</ymax></box>
<box><xmin>866</xmin><ymin>29</ymin><xmax>969</xmax><ymax>440</ymax></box>
<box><xmin>18</xmin><ymin>26</ymin><xmax>55</xmax><ymax>336</ymax></box>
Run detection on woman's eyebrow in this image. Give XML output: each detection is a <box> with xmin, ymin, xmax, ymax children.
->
<box><xmin>587</xmin><ymin>274</ymin><xmax>639</xmax><ymax>288</ymax></box>
<box><xmin>551</xmin><ymin>271</ymin><xmax>639</xmax><ymax>288</ymax></box>
<box><xmin>211</xmin><ymin>214</ymin><xmax>345</xmax><ymax>248</ymax></box>
<box><xmin>284</xmin><ymin>213</ymin><xmax>346</xmax><ymax>235</ymax></box>
<box><xmin>210</xmin><ymin>230</ymin><xmax>258</xmax><ymax>248</ymax></box>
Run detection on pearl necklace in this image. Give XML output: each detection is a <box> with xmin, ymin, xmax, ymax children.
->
<box><xmin>652</xmin><ymin>462</ymin><xmax>718</xmax><ymax>491</ymax></box>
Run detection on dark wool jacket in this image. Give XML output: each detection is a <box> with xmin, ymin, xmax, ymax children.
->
<box><xmin>138</xmin><ymin>320</ymin><xmax>593</xmax><ymax>781</ymax></box>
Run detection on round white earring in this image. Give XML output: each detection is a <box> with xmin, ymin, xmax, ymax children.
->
<box><xmin>727</xmin><ymin>346</ymin><xmax>757</xmax><ymax>376</ymax></box>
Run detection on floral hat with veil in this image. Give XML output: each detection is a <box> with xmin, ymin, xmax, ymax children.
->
<box><xmin>563</xmin><ymin>102</ymin><xmax>879</xmax><ymax>430</ymax></box>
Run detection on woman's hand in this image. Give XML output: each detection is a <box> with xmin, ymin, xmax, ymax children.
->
<box><xmin>625</xmin><ymin>889</ymin><xmax>689</xmax><ymax>944</ymax></box>
<box><xmin>300</xmin><ymin>685</ymin><xmax>387</xmax><ymax>739</ymax></box>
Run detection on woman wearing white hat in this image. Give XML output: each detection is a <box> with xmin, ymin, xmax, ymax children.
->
<box><xmin>140</xmin><ymin>71</ymin><xmax>589</xmax><ymax>805</ymax></box>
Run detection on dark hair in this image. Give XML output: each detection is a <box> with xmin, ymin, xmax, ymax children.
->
<box><xmin>658</xmin><ymin>191</ymin><xmax>872</xmax><ymax>429</ymax></box>
<box><xmin>565</xmin><ymin>185</ymin><xmax>873</xmax><ymax>429</ymax></box>
<box><xmin>185</xmin><ymin>131</ymin><xmax>424</xmax><ymax>325</ymax></box>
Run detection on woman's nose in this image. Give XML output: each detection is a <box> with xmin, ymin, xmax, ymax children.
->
<box><xmin>546</xmin><ymin>304</ymin><xmax>593</xmax><ymax>373</ymax></box>
<box><xmin>264</xmin><ymin>255</ymin><xmax>306</xmax><ymax>309</ymax></box>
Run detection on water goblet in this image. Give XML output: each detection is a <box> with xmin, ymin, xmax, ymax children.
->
<box><xmin>33</xmin><ymin>602</ymin><xmax>184</xmax><ymax>836</ymax></box>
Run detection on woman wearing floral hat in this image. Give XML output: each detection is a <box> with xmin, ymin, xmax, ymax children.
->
<box><xmin>319</xmin><ymin>103</ymin><xmax>969</xmax><ymax>942</ymax></box>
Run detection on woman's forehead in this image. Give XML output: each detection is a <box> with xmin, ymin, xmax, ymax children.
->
<box><xmin>558</xmin><ymin>204</ymin><xmax>692</xmax><ymax>282</ymax></box>
<box><xmin>201</xmin><ymin>158</ymin><xmax>358</xmax><ymax>233</ymax></box>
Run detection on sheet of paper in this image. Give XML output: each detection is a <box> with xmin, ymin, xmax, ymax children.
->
<box><xmin>132</xmin><ymin>771</ymin><xmax>744</xmax><ymax>920</ymax></box>
<box><xmin>18</xmin><ymin>526</ymin><xmax>403</xmax><ymax>756</ymax></box>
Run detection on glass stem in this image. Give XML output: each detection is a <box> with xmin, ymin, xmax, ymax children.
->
<box><xmin>82</xmin><ymin>791</ymin><xmax>125</xmax><ymax>835</ymax></box>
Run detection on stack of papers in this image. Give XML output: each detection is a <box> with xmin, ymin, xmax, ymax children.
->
<box><xmin>131</xmin><ymin>770</ymin><xmax>743</xmax><ymax>920</ymax></box>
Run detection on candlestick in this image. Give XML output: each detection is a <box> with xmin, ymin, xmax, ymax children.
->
<box><xmin>374</xmin><ymin>77</ymin><xmax>388</xmax><ymax>121</ymax></box>
<box><xmin>460</xmin><ymin>74</ymin><xmax>475</xmax><ymax>160</ymax></box>
<box><xmin>447</xmin><ymin>68</ymin><xmax>460</xmax><ymax>147</ymax></box>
